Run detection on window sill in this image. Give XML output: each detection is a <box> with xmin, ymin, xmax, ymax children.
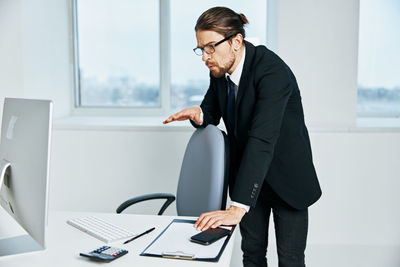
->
<box><xmin>356</xmin><ymin>117</ymin><xmax>400</xmax><ymax>131</ymax></box>
<box><xmin>308</xmin><ymin>118</ymin><xmax>400</xmax><ymax>133</ymax></box>
<box><xmin>53</xmin><ymin>116</ymin><xmax>196</xmax><ymax>131</ymax></box>
<box><xmin>53</xmin><ymin>116</ymin><xmax>400</xmax><ymax>133</ymax></box>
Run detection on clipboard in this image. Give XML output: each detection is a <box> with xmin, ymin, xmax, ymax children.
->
<box><xmin>140</xmin><ymin>219</ymin><xmax>235</xmax><ymax>262</ymax></box>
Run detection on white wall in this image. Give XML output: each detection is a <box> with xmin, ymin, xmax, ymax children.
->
<box><xmin>1</xmin><ymin>0</ymin><xmax>400</xmax><ymax>266</ymax></box>
<box><xmin>19</xmin><ymin>0</ymin><xmax>72</xmax><ymax>117</ymax></box>
<box><xmin>0</xmin><ymin>0</ymin><xmax>24</xmax><ymax>114</ymax></box>
<box><xmin>0</xmin><ymin>0</ymin><xmax>72</xmax><ymax>119</ymax></box>
<box><xmin>49</xmin><ymin>126</ymin><xmax>193</xmax><ymax>215</ymax></box>
<box><xmin>275</xmin><ymin>0</ymin><xmax>359</xmax><ymax>129</ymax></box>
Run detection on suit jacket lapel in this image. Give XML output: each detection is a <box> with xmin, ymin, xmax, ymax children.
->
<box><xmin>236</xmin><ymin>41</ymin><xmax>255</xmax><ymax>111</ymax></box>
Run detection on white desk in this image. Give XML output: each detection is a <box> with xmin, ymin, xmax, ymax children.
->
<box><xmin>0</xmin><ymin>211</ymin><xmax>236</xmax><ymax>267</ymax></box>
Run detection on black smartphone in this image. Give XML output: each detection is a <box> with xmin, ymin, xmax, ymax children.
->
<box><xmin>190</xmin><ymin>227</ymin><xmax>231</xmax><ymax>245</ymax></box>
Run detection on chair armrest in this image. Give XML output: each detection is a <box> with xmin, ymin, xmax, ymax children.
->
<box><xmin>116</xmin><ymin>193</ymin><xmax>176</xmax><ymax>215</ymax></box>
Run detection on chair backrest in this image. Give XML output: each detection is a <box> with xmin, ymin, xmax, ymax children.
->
<box><xmin>176</xmin><ymin>125</ymin><xmax>228</xmax><ymax>217</ymax></box>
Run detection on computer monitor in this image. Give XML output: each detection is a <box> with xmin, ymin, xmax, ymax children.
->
<box><xmin>0</xmin><ymin>98</ymin><xmax>53</xmax><ymax>257</ymax></box>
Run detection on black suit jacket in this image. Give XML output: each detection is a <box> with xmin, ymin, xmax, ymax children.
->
<box><xmin>193</xmin><ymin>41</ymin><xmax>321</xmax><ymax>210</ymax></box>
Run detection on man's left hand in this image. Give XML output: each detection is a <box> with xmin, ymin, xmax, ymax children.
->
<box><xmin>194</xmin><ymin>205</ymin><xmax>246</xmax><ymax>231</ymax></box>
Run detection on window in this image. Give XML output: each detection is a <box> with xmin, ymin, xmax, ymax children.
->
<box><xmin>74</xmin><ymin>0</ymin><xmax>160</xmax><ymax>108</ymax></box>
<box><xmin>73</xmin><ymin>0</ymin><xmax>267</xmax><ymax>114</ymax></box>
<box><xmin>357</xmin><ymin>0</ymin><xmax>400</xmax><ymax>117</ymax></box>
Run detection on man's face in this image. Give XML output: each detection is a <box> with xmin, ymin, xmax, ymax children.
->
<box><xmin>195</xmin><ymin>30</ymin><xmax>236</xmax><ymax>78</ymax></box>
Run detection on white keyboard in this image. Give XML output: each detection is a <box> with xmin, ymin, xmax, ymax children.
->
<box><xmin>67</xmin><ymin>216</ymin><xmax>136</xmax><ymax>243</ymax></box>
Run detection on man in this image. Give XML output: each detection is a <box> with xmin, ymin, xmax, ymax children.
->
<box><xmin>163</xmin><ymin>7</ymin><xmax>321</xmax><ymax>267</ymax></box>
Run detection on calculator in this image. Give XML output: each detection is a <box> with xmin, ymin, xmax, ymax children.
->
<box><xmin>80</xmin><ymin>246</ymin><xmax>128</xmax><ymax>262</ymax></box>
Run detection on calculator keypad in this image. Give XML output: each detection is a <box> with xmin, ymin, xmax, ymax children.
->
<box><xmin>94</xmin><ymin>246</ymin><xmax>127</xmax><ymax>257</ymax></box>
<box><xmin>80</xmin><ymin>246</ymin><xmax>128</xmax><ymax>261</ymax></box>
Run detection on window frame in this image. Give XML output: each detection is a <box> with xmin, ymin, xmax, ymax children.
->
<box><xmin>71</xmin><ymin>0</ymin><xmax>400</xmax><ymax>121</ymax></box>
<box><xmin>71</xmin><ymin>0</ymin><xmax>275</xmax><ymax>117</ymax></box>
<box><xmin>69</xmin><ymin>0</ymin><xmax>278</xmax><ymax>117</ymax></box>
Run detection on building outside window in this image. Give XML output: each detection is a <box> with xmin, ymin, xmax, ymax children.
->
<box><xmin>75</xmin><ymin>0</ymin><xmax>160</xmax><ymax>108</ymax></box>
<box><xmin>357</xmin><ymin>0</ymin><xmax>400</xmax><ymax>117</ymax></box>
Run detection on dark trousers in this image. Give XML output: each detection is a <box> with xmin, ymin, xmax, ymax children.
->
<box><xmin>239</xmin><ymin>182</ymin><xmax>308</xmax><ymax>267</ymax></box>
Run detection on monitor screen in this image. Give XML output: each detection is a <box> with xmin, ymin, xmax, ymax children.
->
<box><xmin>0</xmin><ymin>98</ymin><xmax>52</xmax><ymax>256</ymax></box>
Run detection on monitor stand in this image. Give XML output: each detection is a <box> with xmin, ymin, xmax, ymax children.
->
<box><xmin>0</xmin><ymin>159</ymin><xmax>44</xmax><ymax>256</ymax></box>
<box><xmin>0</xmin><ymin>234</ymin><xmax>44</xmax><ymax>257</ymax></box>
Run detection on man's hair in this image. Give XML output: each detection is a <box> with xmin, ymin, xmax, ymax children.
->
<box><xmin>195</xmin><ymin>7</ymin><xmax>249</xmax><ymax>38</ymax></box>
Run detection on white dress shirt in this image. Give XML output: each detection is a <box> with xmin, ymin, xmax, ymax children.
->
<box><xmin>225</xmin><ymin>47</ymin><xmax>245</xmax><ymax>95</ymax></box>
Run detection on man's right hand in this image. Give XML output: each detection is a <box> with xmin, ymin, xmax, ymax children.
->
<box><xmin>163</xmin><ymin>106</ymin><xmax>202</xmax><ymax>125</ymax></box>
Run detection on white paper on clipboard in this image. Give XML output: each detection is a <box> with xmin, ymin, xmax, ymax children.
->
<box><xmin>142</xmin><ymin>220</ymin><xmax>232</xmax><ymax>260</ymax></box>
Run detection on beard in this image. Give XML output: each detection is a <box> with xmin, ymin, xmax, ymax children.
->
<box><xmin>208</xmin><ymin>54</ymin><xmax>235</xmax><ymax>78</ymax></box>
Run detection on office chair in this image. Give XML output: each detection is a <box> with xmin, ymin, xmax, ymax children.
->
<box><xmin>116</xmin><ymin>125</ymin><xmax>229</xmax><ymax>217</ymax></box>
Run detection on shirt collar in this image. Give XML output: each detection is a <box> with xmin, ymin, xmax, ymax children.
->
<box><xmin>225</xmin><ymin>46</ymin><xmax>246</xmax><ymax>87</ymax></box>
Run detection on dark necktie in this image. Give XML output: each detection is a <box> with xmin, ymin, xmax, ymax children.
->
<box><xmin>226</xmin><ymin>76</ymin><xmax>235</xmax><ymax>136</ymax></box>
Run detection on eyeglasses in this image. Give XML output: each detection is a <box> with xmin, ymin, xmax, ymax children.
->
<box><xmin>193</xmin><ymin>33</ymin><xmax>238</xmax><ymax>56</ymax></box>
